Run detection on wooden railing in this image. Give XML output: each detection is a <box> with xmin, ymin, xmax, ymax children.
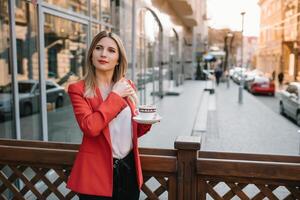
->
<box><xmin>196</xmin><ymin>151</ymin><xmax>300</xmax><ymax>199</ymax></box>
<box><xmin>0</xmin><ymin>136</ymin><xmax>299</xmax><ymax>199</ymax></box>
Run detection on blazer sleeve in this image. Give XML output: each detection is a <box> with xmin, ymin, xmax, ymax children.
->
<box><xmin>68</xmin><ymin>83</ymin><xmax>127</xmax><ymax>137</ymax></box>
<box><xmin>137</xmin><ymin>124</ymin><xmax>152</xmax><ymax>138</ymax></box>
<box><xmin>127</xmin><ymin>79</ymin><xmax>152</xmax><ymax>138</ymax></box>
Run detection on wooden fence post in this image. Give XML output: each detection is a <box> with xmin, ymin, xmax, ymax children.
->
<box><xmin>174</xmin><ymin>136</ymin><xmax>201</xmax><ymax>200</ymax></box>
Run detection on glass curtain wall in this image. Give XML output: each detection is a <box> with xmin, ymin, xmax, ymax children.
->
<box><xmin>43</xmin><ymin>0</ymin><xmax>115</xmax><ymax>143</ymax></box>
<box><xmin>15</xmin><ymin>0</ymin><xmax>41</xmax><ymax>140</ymax></box>
<box><xmin>101</xmin><ymin>0</ymin><xmax>111</xmax><ymax>23</ymax></box>
<box><xmin>169</xmin><ymin>30</ymin><xmax>176</xmax><ymax>89</ymax></box>
<box><xmin>118</xmin><ymin>0</ymin><xmax>133</xmax><ymax>79</ymax></box>
<box><xmin>169</xmin><ymin>29</ymin><xmax>180</xmax><ymax>87</ymax></box>
<box><xmin>0</xmin><ymin>0</ymin><xmax>116</xmax><ymax>142</ymax></box>
<box><xmin>136</xmin><ymin>9</ymin><xmax>161</xmax><ymax>105</ymax></box>
<box><xmin>92</xmin><ymin>24</ymin><xmax>101</xmax><ymax>38</ymax></box>
<box><xmin>44</xmin><ymin>14</ymin><xmax>87</xmax><ymax>143</ymax></box>
<box><xmin>91</xmin><ymin>0</ymin><xmax>101</xmax><ymax>20</ymax></box>
<box><xmin>0</xmin><ymin>1</ymin><xmax>14</xmax><ymax>138</ymax></box>
<box><xmin>44</xmin><ymin>0</ymin><xmax>88</xmax><ymax>15</ymax></box>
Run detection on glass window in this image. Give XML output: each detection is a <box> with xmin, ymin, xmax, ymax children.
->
<box><xmin>15</xmin><ymin>0</ymin><xmax>42</xmax><ymax>140</ymax></box>
<box><xmin>44</xmin><ymin>14</ymin><xmax>87</xmax><ymax>143</ymax></box>
<box><xmin>0</xmin><ymin>1</ymin><xmax>14</xmax><ymax>138</ymax></box>
<box><xmin>18</xmin><ymin>82</ymin><xmax>35</xmax><ymax>93</ymax></box>
<box><xmin>101</xmin><ymin>0</ymin><xmax>111</xmax><ymax>23</ymax></box>
<box><xmin>44</xmin><ymin>0</ymin><xmax>88</xmax><ymax>16</ymax></box>
<box><xmin>92</xmin><ymin>24</ymin><xmax>101</xmax><ymax>38</ymax></box>
<box><xmin>102</xmin><ymin>25</ymin><xmax>112</xmax><ymax>32</ymax></box>
<box><xmin>136</xmin><ymin>10</ymin><xmax>161</xmax><ymax>105</ymax></box>
<box><xmin>91</xmin><ymin>0</ymin><xmax>101</xmax><ymax>20</ymax></box>
<box><xmin>46</xmin><ymin>82</ymin><xmax>56</xmax><ymax>90</ymax></box>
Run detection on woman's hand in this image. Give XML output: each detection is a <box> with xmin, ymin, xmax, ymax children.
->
<box><xmin>112</xmin><ymin>78</ymin><xmax>135</xmax><ymax>98</ymax></box>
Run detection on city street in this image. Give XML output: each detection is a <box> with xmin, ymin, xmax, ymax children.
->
<box><xmin>1</xmin><ymin>0</ymin><xmax>300</xmax><ymax>199</ymax></box>
<box><xmin>138</xmin><ymin>79</ymin><xmax>300</xmax><ymax>156</ymax></box>
<box><xmin>139</xmin><ymin>81</ymin><xmax>205</xmax><ymax>149</ymax></box>
<box><xmin>202</xmin><ymin>80</ymin><xmax>300</xmax><ymax>155</ymax></box>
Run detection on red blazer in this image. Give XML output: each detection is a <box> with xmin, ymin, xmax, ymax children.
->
<box><xmin>66</xmin><ymin>80</ymin><xmax>151</xmax><ymax>197</ymax></box>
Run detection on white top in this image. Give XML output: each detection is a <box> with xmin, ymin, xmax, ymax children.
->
<box><xmin>100</xmin><ymin>87</ymin><xmax>133</xmax><ymax>159</ymax></box>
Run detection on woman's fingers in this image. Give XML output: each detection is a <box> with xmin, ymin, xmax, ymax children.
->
<box><xmin>112</xmin><ymin>78</ymin><xmax>136</xmax><ymax>97</ymax></box>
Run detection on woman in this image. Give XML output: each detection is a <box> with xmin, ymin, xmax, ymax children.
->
<box><xmin>66</xmin><ymin>31</ymin><xmax>152</xmax><ymax>200</ymax></box>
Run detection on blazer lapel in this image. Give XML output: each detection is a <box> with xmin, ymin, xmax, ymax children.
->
<box><xmin>88</xmin><ymin>88</ymin><xmax>138</xmax><ymax>148</ymax></box>
<box><xmin>88</xmin><ymin>87</ymin><xmax>112</xmax><ymax>148</ymax></box>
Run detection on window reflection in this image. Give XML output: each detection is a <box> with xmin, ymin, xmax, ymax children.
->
<box><xmin>44</xmin><ymin>14</ymin><xmax>87</xmax><ymax>143</ymax></box>
<box><xmin>136</xmin><ymin>10</ymin><xmax>161</xmax><ymax>105</ymax></box>
<box><xmin>44</xmin><ymin>0</ymin><xmax>88</xmax><ymax>16</ymax></box>
<box><xmin>103</xmin><ymin>26</ymin><xmax>111</xmax><ymax>32</ymax></box>
<box><xmin>92</xmin><ymin>24</ymin><xmax>101</xmax><ymax>38</ymax></box>
<box><xmin>91</xmin><ymin>0</ymin><xmax>101</xmax><ymax>20</ymax></box>
<box><xmin>101</xmin><ymin>0</ymin><xmax>111</xmax><ymax>23</ymax></box>
<box><xmin>15</xmin><ymin>1</ymin><xmax>41</xmax><ymax>140</ymax></box>
<box><xmin>0</xmin><ymin>1</ymin><xmax>14</xmax><ymax>138</ymax></box>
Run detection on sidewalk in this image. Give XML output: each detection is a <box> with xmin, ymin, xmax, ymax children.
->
<box><xmin>202</xmin><ymin>80</ymin><xmax>300</xmax><ymax>155</ymax></box>
<box><xmin>139</xmin><ymin>80</ymin><xmax>206</xmax><ymax>149</ymax></box>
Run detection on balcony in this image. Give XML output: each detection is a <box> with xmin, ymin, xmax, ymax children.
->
<box><xmin>152</xmin><ymin>0</ymin><xmax>198</xmax><ymax>28</ymax></box>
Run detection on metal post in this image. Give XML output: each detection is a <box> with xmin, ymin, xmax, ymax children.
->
<box><xmin>8</xmin><ymin>0</ymin><xmax>21</xmax><ymax>140</ymax></box>
<box><xmin>238</xmin><ymin>12</ymin><xmax>245</xmax><ymax>104</ymax></box>
<box><xmin>294</xmin><ymin>42</ymin><xmax>298</xmax><ymax>81</ymax></box>
<box><xmin>37</xmin><ymin>2</ymin><xmax>48</xmax><ymax>141</ymax></box>
<box><xmin>228</xmin><ymin>33</ymin><xmax>234</xmax><ymax>89</ymax></box>
<box><xmin>224</xmin><ymin>33</ymin><xmax>232</xmax><ymax>89</ymax></box>
<box><xmin>131</xmin><ymin>0</ymin><xmax>136</xmax><ymax>83</ymax></box>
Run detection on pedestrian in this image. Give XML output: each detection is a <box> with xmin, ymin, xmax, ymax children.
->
<box><xmin>66</xmin><ymin>30</ymin><xmax>153</xmax><ymax>200</ymax></box>
<box><xmin>214</xmin><ymin>65</ymin><xmax>223</xmax><ymax>85</ymax></box>
<box><xmin>271</xmin><ymin>70</ymin><xmax>276</xmax><ymax>81</ymax></box>
<box><xmin>278</xmin><ymin>72</ymin><xmax>284</xmax><ymax>86</ymax></box>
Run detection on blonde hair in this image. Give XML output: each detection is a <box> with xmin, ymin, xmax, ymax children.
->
<box><xmin>83</xmin><ymin>31</ymin><xmax>137</xmax><ymax>105</ymax></box>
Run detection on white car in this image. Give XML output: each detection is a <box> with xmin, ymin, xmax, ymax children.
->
<box><xmin>0</xmin><ymin>80</ymin><xmax>65</xmax><ymax>119</ymax></box>
<box><xmin>279</xmin><ymin>82</ymin><xmax>300</xmax><ymax>125</ymax></box>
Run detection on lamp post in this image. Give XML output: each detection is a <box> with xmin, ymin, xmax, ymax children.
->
<box><xmin>238</xmin><ymin>11</ymin><xmax>245</xmax><ymax>104</ymax></box>
<box><xmin>224</xmin><ymin>32</ymin><xmax>234</xmax><ymax>88</ymax></box>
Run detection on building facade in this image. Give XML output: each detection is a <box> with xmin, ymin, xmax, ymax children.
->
<box><xmin>0</xmin><ymin>0</ymin><xmax>207</xmax><ymax>142</ymax></box>
<box><xmin>236</xmin><ymin>36</ymin><xmax>258</xmax><ymax>70</ymax></box>
<box><xmin>208</xmin><ymin>27</ymin><xmax>242</xmax><ymax>67</ymax></box>
<box><xmin>282</xmin><ymin>0</ymin><xmax>300</xmax><ymax>81</ymax></box>
<box><xmin>257</xmin><ymin>0</ymin><xmax>300</xmax><ymax>83</ymax></box>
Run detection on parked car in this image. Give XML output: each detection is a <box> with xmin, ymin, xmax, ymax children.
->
<box><xmin>248</xmin><ymin>76</ymin><xmax>275</xmax><ymax>96</ymax></box>
<box><xmin>0</xmin><ymin>80</ymin><xmax>65</xmax><ymax>119</ymax></box>
<box><xmin>279</xmin><ymin>82</ymin><xmax>300</xmax><ymax>125</ymax></box>
<box><xmin>244</xmin><ymin>69</ymin><xmax>264</xmax><ymax>90</ymax></box>
<box><xmin>231</xmin><ymin>67</ymin><xmax>246</xmax><ymax>84</ymax></box>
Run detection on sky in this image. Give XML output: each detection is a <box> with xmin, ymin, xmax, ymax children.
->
<box><xmin>207</xmin><ymin>0</ymin><xmax>260</xmax><ymax>36</ymax></box>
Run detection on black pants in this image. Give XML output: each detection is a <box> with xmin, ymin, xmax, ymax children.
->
<box><xmin>78</xmin><ymin>151</ymin><xmax>140</xmax><ymax>200</ymax></box>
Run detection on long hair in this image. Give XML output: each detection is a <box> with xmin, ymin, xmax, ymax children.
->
<box><xmin>83</xmin><ymin>31</ymin><xmax>138</xmax><ymax>105</ymax></box>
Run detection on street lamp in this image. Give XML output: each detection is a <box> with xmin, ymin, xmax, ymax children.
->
<box><xmin>238</xmin><ymin>11</ymin><xmax>246</xmax><ymax>104</ymax></box>
<box><xmin>224</xmin><ymin>32</ymin><xmax>234</xmax><ymax>88</ymax></box>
